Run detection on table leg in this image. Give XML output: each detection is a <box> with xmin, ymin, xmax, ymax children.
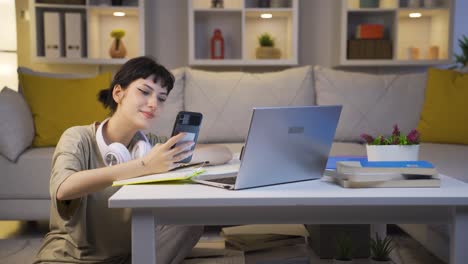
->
<box><xmin>450</xmin><ymin>207</ymin><xmax>468</xmax><ymax>264</ymax></box>
<box><xmin>132</xmin><ymin>209</ymin><xmax>157</xmax><ymax>264</ymax></box>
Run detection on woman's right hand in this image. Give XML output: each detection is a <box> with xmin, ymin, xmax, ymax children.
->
<box><xmin>141</xmin><ymin>133</ymin><xmax>194</xmax><ymax>174</ymax></box>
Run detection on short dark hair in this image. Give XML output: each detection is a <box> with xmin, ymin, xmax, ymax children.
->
<box><xmin>98</xmin><ymin>56</ymin><xmax>174</xmax><ymax>113</ymax></box>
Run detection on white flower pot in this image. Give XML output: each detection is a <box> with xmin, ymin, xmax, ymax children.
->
<box><xmin>366</xmin><ymin>145</ymin><xmax>420</xmax><ymax>161</ymax></box>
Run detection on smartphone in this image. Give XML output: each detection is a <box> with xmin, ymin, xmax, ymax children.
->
<box><xmin>171</xmin><ymin>111</ymin><xmax>203</xmax><ymax>163</ymax></box>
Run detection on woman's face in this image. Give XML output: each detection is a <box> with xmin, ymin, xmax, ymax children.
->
<box><xmin>114</xmin><ymin>74</ymin><xmax>168</xmax><ymax>130</ymax></box>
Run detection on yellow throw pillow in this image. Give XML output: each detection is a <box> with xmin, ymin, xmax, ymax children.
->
<box><xmin>417</xmin><ymin>68</ymin><xmax>468</xmax><ymax>144</ymax></box>
<box><xmin>19</xmin><ymin>72</ymin><xmax>112</xmax><ymax>147</ymax></box>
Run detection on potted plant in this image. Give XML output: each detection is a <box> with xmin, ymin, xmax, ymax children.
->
<box><xmin>454</xmin><ymin>35</ymin><xmax>468</xmax><ymax>72</ymax></box>
<box><xmin>109</xmin><ymin>29</ymin><xmax>127</xmax><ymax>58</ymax></box>
<box><xmin>256</xmin><ymin>33</ymin><xmax>281</xmax><ymax>59</ymax></box>
<box><xmin>333</xmin><ymin>234</ymin><xmax>354</xmax><ymax>263</ymax></box>
<box><xmin>369</xmin><ymin>233</ymin><xmax>394</xmax><ymax>264</ymax></box>
<box><xmin>360</xmin><ymin>124</ymin><xmax>420</xmax><ymax>161</ymax></box>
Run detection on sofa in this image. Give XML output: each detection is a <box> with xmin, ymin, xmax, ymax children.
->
<box><xmin>1</xmin><ymin>65</ymin><xmax>467</xmax><ymax>263</ymax></box>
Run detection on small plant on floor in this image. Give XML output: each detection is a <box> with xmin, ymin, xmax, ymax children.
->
<box><xmin>334</xmin><ymin>233</ymin><xmax>353</xmax><ymax>262</ymax></box>
<box><xmin>370</xmin><ymin>233</ymin><xmax>394</xmax><ymax>262</ymax></box>
<box><xmin>360</xmin><ymin>124</ymin><xmax>420</xmax><ymax>145</ymax></box>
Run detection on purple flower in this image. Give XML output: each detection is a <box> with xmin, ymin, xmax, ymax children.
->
<box><xmin>407</xmin><ymin>129</ymin><xmax>420</xmax><ymax>144</ymax></box>
<box><xmin>392</xmin><ymin>124</ymin><xmax>401</xmax><ymax>137</ymax></box>
<box><xmin>360</xmin><ymin>133</ymin><xmax>374</xmax><ymax>144</ymax></box>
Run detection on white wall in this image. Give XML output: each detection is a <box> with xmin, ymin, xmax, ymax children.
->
<box><xmin>145</xmin><ymin>0</ymin><xmax>468</xmax><ymax>71</ymax></box>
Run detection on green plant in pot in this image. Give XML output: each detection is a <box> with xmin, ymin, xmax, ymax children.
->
<box><xmin>360</xmin><ymin>124</ymin><xmax>420</xmax><ymax>161</ymax></box>
<box><xmin>256</xmin><ymin>33</ymin><xmax>281</xmax><ymax>59</ymax></box>
<box><xmin>333</xmin><ymin>234</ymin><xmax>354</xmax><ymax>263</ymax></box>
<box><xmin>454</xmin><ymin>35</ymin><xmax>468</xmax><ymax>71</ymax></box>
<box><xmin>369</xmin><ymin>233</ymin><xmax>394</xmax><ymax>264</ymax></box>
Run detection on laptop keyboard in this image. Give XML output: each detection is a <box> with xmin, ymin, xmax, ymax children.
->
<box><xmin>205</xmin><ymin>177</ymin><xmax>237</xmax><ymax>185</ymax></box>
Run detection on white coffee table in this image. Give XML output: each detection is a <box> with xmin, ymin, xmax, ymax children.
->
<box><xmin>109</xmin><ymin>174</ymin><xmax>468</xmax><ymax>264</ymax></box>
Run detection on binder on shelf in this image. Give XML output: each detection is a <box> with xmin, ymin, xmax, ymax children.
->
<box><xmin>43</xmin><ymin>12</ymin><xmax>61</xmax><ymax>58</ymax></box>
<box><xmin>65</xmin><ymin>12</ymin><xmax>83</xmax><ymax>58</ymax></box>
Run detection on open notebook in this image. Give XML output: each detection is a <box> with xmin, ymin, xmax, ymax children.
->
<box><xmin>112</xmin><ymin>159</ymin><xmax>241</xmax><ymax>187</ymax></box>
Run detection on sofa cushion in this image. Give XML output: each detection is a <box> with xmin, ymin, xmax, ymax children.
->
<box><xmin>144</xmin><ymin>68</ymin><xmax>185</xmax><ymax>138</ymax></box>
<box><xmin>0</xmin><ymin>147</ymin><xmax>54</xmax><ymax>199</ymax></box>
<box><xmin>185</xmin><ymin>66</ymin><xmax>314</xmax><ymax>143</ymax></box>
<box><xmin>19</xmin><ymin>71</ymin><xmax>111</xmax><ymax>147</ymax></box>
<box><xmin>17</xmin><ymin>67</ymin><xmax>95</xmax><ymax>94</ymax></box>
<box><xmin>417</xmin><ymin>68</ymin><xmax>468</xmax><ymax>144</ymax></box>
<box><xmin>0</xmin><ymin>87</ymin><xmax>35</xmax><ymax>162</ymax></box>
<box><xmin>314</xmin><ymin>66</ymin><xmax>427</xmax><ymax>142</ymax></box>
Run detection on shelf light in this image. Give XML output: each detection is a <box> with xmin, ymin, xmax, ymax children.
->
<box><xmin>409</xmin><ymin>12</ymin><xmax>422</xmax><ymax>18</ymax></box>
<box><xmin>260</xmin><ymin>13</ymin><xmax>273</xmax><ymax>19</ymax></box>
<box><xmin>113</xmin><ymin>12</ymin><xmax>126</xmax><ymax>17</ymax></box>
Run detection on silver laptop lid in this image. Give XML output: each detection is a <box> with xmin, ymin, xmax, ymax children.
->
<box><xmin>234</xmin><ymin>106</ymin><xmax>342</xmax><ymax>190</ymax></box>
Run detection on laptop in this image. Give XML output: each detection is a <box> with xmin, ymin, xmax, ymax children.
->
<box><xmin>192</xmin><ymin>106</ymin><xmax>342</xmax><ymax>190</ymax></box>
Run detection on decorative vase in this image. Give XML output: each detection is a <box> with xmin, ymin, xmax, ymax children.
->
<box><xmin>366</xmin><ymin>145</ymin><xmax>420</xmax><ymax>161</ymax></box>
<box><xmin>256</xmin><ymin>47</ymin><xmax>281</xmax><ymax>59</ymax></box>
<box><xmin>109</xmin><ymin>38</ymin><xmax>127</xmax><ymax>58</ymax></box>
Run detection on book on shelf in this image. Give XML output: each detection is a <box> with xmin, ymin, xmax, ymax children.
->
<box><xmin>356</xmin><ymin>24</ymin><xmax>384</xmax><ymax>39</ymax></box>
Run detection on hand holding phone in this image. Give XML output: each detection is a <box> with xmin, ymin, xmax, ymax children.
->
<box><xmin>171</xmin><ymin>111</ymin><xmax>203</xmax><ymax>163</ymax></box>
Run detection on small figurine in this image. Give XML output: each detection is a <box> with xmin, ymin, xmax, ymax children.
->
<box><xmin>211</xmin><ymin>0</ymin><xmax>224</xmax><ymax>8</ymax></box>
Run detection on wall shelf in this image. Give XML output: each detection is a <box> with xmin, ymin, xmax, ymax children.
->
<box><xmin>188</xmin><ymin>0</ymin><xmax>298</xmax><ymax>66</ymax></box>
<box><xmin>338</xmin><ymin>0</ymin><xmax>454</xmax><ymax>66</ymax></box>
<box><xmin>30</xmin><ymin>0</ymin><xmax>145</xmax><ymax>65</ymax></box>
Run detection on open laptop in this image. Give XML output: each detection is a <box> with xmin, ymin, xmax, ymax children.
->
<box><xmin>192</xmin><ymin>106</ymin><xmax>342</xmax><ymax>190</ymax></box>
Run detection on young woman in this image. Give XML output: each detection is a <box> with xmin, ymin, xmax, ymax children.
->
<box><xmin>35</xmin><ymin>56</ymin><xmax>232</xmax><ymax>264</ymax></box>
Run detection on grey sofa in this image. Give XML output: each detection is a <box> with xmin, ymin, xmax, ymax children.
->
<box><xmin>1</xmin><ymin>66</ymin><xmax>466</xmax><ymax>263</ymax></box>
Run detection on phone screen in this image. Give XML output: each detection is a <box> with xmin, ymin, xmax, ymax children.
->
<box><xmin>171</xmin><ymin>111</ymin><xmax>203</xmax><ymax>163</ymax></box>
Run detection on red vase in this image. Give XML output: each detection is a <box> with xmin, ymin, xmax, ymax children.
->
<box><xmin>210</xmin><ymin>29</ymin><xmax>224</xmax><ymax>59</ymax></box>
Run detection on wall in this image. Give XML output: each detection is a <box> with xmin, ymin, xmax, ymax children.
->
<box><xmin>16</xmin><ymin>0</ymin><xmax>468</xmax><ymax>74</ymax></box>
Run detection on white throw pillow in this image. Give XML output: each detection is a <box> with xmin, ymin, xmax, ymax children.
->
<box><xmin>314</xmin><ymin>66</ymin><xmax>427</xmax><ymax>142</ymax></box>
<box><xmin>185</xmin><ymin>66</ymin><xmax>314</xmax><ymax>143</ymax></box>
<box><xmin>144</xmin><ymin>68</ymin><xmax>185</xmax><ymax>138</ymax></box>
<box><xmin>0</xmin><ymin>87</ymin><xmax>35</xmax><ymax>162</ymax></box>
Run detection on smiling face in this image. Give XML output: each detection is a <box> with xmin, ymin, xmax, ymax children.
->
<box><xmin>112</xmin><ymin>74</ymin><xmax>168</xmax><ymax>130</ymax></box>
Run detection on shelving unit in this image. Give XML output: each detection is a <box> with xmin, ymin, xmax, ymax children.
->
<box><xmin>30</xmin><ymin>0</ymin><xmax>145</xmax><ymax>64</ymax></box>
<box><xmin>188</xmin><ymin>0</ymin><xmax>298</xmax><ymax>66</ymax></box>
<box><xmin>338</xmin><ymin>0</ymin><xmax>454</xmax><ymax>66</ymax></box>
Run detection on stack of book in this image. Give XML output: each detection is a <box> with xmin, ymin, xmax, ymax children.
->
<box><xmin>184</xmin><ymin>225</ymin><xmax>310</xmax><ymax>264</ymax></box>
<box><xmin>325</xmin><ymin>157</ymin><xmax>440</xmax><ymax>188</ymax></box>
